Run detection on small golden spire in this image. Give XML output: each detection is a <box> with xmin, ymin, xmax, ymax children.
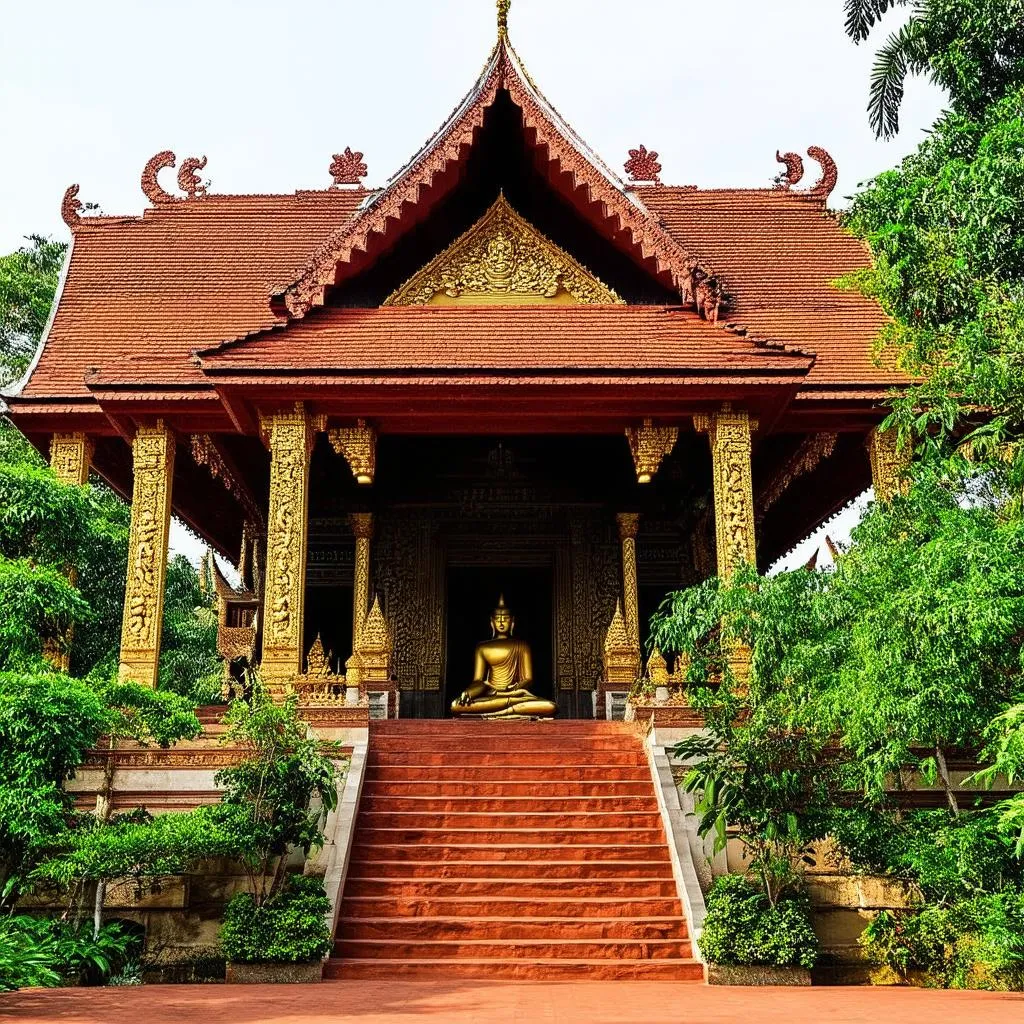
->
<box><xmin>497</xmin><ymin>0</ymin><xmax>511</xmax><ymax>36</ymax></box>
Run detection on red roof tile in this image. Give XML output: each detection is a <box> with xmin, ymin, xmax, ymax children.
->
<box><xmin>637</xmin><ymin>186</ymin><xmax>900</xmax><ymax>387</ymax></box>
<box><xmin>197</xmin><ymin>305</ymin><xmax>811</xmax><ymax>380</ymax></box>
<box><xmin>15</xmin><ymin>191</ymin><xmax>364</xmax><ymax>399</ymax></box>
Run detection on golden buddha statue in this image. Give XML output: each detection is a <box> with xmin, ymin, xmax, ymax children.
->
<box><xmin>451</xmin><ymin>595</ymin><xmax>556</xmax><ymax>718</ymax></box>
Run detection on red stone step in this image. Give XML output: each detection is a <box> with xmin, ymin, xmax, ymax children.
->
<box><xmin>346</xmin><ymin>860</ymin><xmax>672</xmax><ymax>880</ymax></box>
<box><xmin>333</xmin><ymin>937</ymin><xmax>691</xmax><ymax>960</ymax></box>
<box><xmin>350</xmin><ymin>842</ymin><xmax>671</xmax><ymax>863</ymax></box>
<box><xmin>370</xmin><ymin>738</ymin><xmax>639</xmax><ymax>753</ymax></box>
<box><xmin>355</xmin><ymin>810</ymin><xmax>663</xmax><ymax>830</ymax></box>
<box><xmin>367</xmin><ymin>751</ymin><xmax>647</xmax><ymax>767</ymax></box>
<box><xmin>359</xmin><ymin>795</ymin><xmax>658</xmax><ymax>814</ymax></box>
<box><xmin>323</xmin><ymin>957</ymin><xmax>704</xmax><ymax>981</ymax></box>
<box><xmin>340</xmin><ymin>896</ymin><xmax>682</xmax><ymax>918</ymax></box>
<box><xmin>360</xmin><ymin>778</ymin><xmax>647</xmax><ymax>794</ymax></box>
<box><xmin>344</xmin><ymin>877</ymin><xmax>679</xmax><ymax>899</ymax></box>
<box><xmin>335</xmin><ymin>915</ymin><xmax>689</xmax><ymax>941</ymax></box>
<box><xmin>354</xmin><ymin>826</ymin><xmax>667</xmax><ymax>845</ymax></box>
<box><xmin>371</xmin><ymin>722</ymin><xmax>641</xmax><ymax>736</ymax></box>
<box><xmin>362</xmin><ymin>766</ymin><xmax>652</xmax><ymax>784</ymax></box>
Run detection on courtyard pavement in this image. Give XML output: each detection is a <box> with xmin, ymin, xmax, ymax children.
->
<box><xmin>1</xmin><ymin>982</ymin><xmax>1022</xmax><ymax>1023</ymax></box>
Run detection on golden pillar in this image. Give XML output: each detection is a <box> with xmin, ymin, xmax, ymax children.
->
<box><xmin>695</xmin><ymin>405</ymin><xmax>758</xmax><ymax>579</ymax></box>
<box><xmin>350</xmin><ymin>513</ymin><xmax>374</xmax><ymax>645</ymax></box>
<box><xmin>260</xmin><ymin>404</ymin><xmax>323</xmax><ymax>683</ymax></box>
<box><xmin>50</xmin><ymin>432</ymin><xmax>94</xmax><ymax>486</ymax></box>
<box><xmin>867</xmin><ymin>425</ymin><xmax>911</xmax><ymax>502</ymax></box>
<box><xmin>45</xmin><ymin>433</ymin><xmax>95</xmax><ymax>670</ymax></box>
<box><xmin>616</xmin><ymin>512</ymin><xmax>642</xmax><ymax>648</ymax></box>
<box><xmin>119</xmin><ymin>422</ymin><xmax>175</xmax><ymax>687</ymax></box>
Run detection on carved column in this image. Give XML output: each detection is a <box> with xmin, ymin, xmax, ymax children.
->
<box><xmin>695</xmin><ymin>405</ymin><xmax>757</xmax><ymax>579</ymax></box>
<box><xmin>616</xmin><ymin>513</ymin><xmax>642</xmax><ymax>648</ymax></box>
<box><xmin>45</xmin><ymin>434</ymin><xmax>95</xmax><ymax>671</ymax></box>
<box><xmin>118</xmin><ymin>422</ymin><xmax>175</xmax><ymax>687</ymax></box>
<box><xmin>50</xmin><ymin>432</ymin><xmax>94</xmax><ymax>486</ymax></box>
<box><xmin>867</xmin><ymin>425</ymin><xmax>911</xmax><ymax>502</ymax></box>
<box><xmin>260</xmin><ymin>405</ymin><xmax>323</xmax><ymax>684</ymax></box>
<box><xmin>350</xmin><ymin>513</ymin><xmax>374</xmax><ymax>645</ymax></box>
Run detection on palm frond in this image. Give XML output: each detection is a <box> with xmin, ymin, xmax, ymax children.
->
<box><xmin>843</xmin><ymin>0</ymin><xmax>907</xmax><ymax>43</ymax></box>
<box><xmin>867</xmin><ymin>19</ymin><xmax>927</xmax><ymax>139</ymax></box>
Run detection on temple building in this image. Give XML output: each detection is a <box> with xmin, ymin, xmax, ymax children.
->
<box><xmin>5</xmin><ymin>6</ymin><xmax>906</xmax><ymax>722</ymax></box>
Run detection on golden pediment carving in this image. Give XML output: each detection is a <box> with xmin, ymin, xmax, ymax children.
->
<box><xmin>384</xmin><ymin>194</ymin><xmax>623</xmax><ymax>306</ymax></box>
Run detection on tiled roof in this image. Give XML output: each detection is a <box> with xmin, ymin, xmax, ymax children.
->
<box><xmin>637</xmin><ymin>186</ymin><xmax>899</xmax><ymax>387</ymax></box>
<box><xmin>15</xmin><ymin>191</ymin><xmax>365</xmax><ymax>398</ymax></box>
<box><xmin>197</xmin><ymin>305</ymin><xmax>811</xmax><ymax>380</ymax></box>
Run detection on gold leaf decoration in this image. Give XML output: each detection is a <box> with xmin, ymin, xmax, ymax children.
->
<box><xmin>384</xmin><ymin>194</ymin><xmax>623</xmax><ymax>307</ymax></box>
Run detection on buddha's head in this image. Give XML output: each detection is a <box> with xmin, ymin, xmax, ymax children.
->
<box><xmin>491</xmin><ymin>594</ymin><xmax>514</xmax><ymax>637</ymax></box>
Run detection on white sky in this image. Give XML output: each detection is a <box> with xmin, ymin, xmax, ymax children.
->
<box><xmin>1</xmin><ymin>0</ymin><xmax>944</xmax><ymax>569</ymax></box>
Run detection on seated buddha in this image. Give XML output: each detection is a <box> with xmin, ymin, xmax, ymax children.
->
<box><xmin>451</xmin><ymin>595</ymin><xmax>556</xmax><ymax>719</ymax></box>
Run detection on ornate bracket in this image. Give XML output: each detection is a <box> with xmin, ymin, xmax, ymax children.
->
<box><xmin>626</xmin><ymin>419</ymin><xmax>679</xmax><ymax>484</ymax></box>
<box><xmin>190</xmin><ymin>434</ymin><xmax>266</xmax><ymax>530</ymax></box>
<box><xmin>756</xmin><ymin>432</ymin><xmax>838</xmax><ymax>523</ymax></box>
<box><xmin>328</xmin><ymin>419</ymin><xmax>377</xmax><ymax>485</ymax></box>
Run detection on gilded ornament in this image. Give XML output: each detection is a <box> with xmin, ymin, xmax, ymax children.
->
<box><xmin>306</xmin><ymin>635</ymin><xmax>333</xmax><ymax>677</ymax></box>
<box><xmin>696</xmin><ymin>406</ymin><xmax>758</xmax><ymax>579</ymax></box>
<box><xmin>260</xmin><ymin>405</ymin><xmax>320</xmax><ymax>682</ymax></box>
<box><xmin>329</xmin><ymin>420</ymin><xmax>376</xmax><ymax>485</ymax></box>
<box><xmin>602</xmin><ymin>600</ymin><xmax>639</xmax><ymax>686</ymax></box>
<box><xmin>350</xmin><ymin>514</ymin><xmax>374</xmax><ymax>642</ymax></box>
<box><xmin>383</xmin><ymin>195</ymin><xmax>623</xmax><ymax>307</ymax></box>
<box><xmin>616</xmin><ymin>512</ymin><xmax>641</xmax><ymax>650</ymax></box>
<box><xmin>119</xmin><ymin>422</ymin><xmax>175</xmax><ymax>687</ymax></box>
<box><xmin>626</xmin><ymin>419</ymin><xmax>679</xmax><ymax>484</ymax></box>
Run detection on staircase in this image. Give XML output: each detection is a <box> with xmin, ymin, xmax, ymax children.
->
<box><xmin>324</xmin><ymin>719</ymin><xmax>702</xmax><ymax>981</ymax></box>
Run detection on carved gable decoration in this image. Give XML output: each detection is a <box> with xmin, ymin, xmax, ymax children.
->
<box><xmin>384</xmin><ymin>195</ymin><xmax>623</xmax><ymax>307</ymax></box>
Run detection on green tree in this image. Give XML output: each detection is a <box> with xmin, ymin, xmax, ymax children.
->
<box><xmin>844</xmin><ymin>0</ymin><xmax>1024</xmax><ymax>138</ymax></box>
<box><xmin>0</xmin><ymin>235</ymin><xmax>65</xmax><ymax>386</ymax></box>
<box><xmin>0</xmin><ymin>671</ymin><xmax>108</xmax><ymax>910</ymax></box>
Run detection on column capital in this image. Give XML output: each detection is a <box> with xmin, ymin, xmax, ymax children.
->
<box><xmin>259</xmin><ymin>403</ymin><xmax>326</xmax><ymax>458</ymax></box>
<box><xmin>50</xmin><ymin>432</ymin><xmax>94</xmax><ymax>486</ymax></box>
<box><xmin>349</xmin><ymin>512</ymin><xmax>375</xmax><ymax>540</ymax></box>
<box><xmin>616</xmin><ymin>512</ymin><xmax>640</xmax><ymax>541</ymax></box>
<box><xmin>694</xmin><ymin>404</ymin><xmax>759</xmax><ymax>441</ymax></box>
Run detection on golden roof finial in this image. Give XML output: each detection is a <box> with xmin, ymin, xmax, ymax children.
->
<box><xmin>497</xmin><ymin>0</ymin><xmax>511</xmax><ymax>36</ymax></box>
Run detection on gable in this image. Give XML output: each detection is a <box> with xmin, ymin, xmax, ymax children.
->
<box><xmin>384</xmin><ymin>196</ymin><xmax>623</xmax><ymax>307</ymax></box>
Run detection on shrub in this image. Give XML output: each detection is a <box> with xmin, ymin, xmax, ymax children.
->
<box><xmin>0</xmin><ymin>916</ymin><xmax>135</xmax><ymax>990</ymax></box>
<box><xmin>862</xmin><ymin>893</ymin><xmax>1024</xmax><ymax>989</ymax></box>
<box><xmin>698</xmin><ymin>874</ymin><xmax>819</xmax><ymax>970</ymax></box>
<box><xmin>220</xmin><ymin>875</ymin><xmax>332</xmax><ymax>964</ymax></box>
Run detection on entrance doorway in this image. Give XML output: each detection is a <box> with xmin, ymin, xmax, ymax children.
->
<box><xmin>444</xmin><ymin>566</ymin><xmax>554</xmax><ymax>715</ymax></box>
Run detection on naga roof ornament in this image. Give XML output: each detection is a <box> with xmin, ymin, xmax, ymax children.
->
<box><xmin>624</xmin><ymin>145</ymin><xmax>662</xmax><ymax>184</ymax></box>
<box><xmin>330</xmin><ymin>147</ymin><xmax>368</xmax><ymax>187</ymax></box>
<box><xmin>61</xmin><ymin>185</ymin><xmax>83</xmax><ymax>230</ymax></box>
<box><xmin>773</xmin><ymin>147</ymin><xmax>838</xmax><ymax>203</ymax></box>
<box><xmin>141</xmin><ymin>150</ymin><xmax>211</xmax><ymax>205</ymax></box>
<box><xmin>497</xmin><ymin>0</ymin><xmax>511</xmax><ymax>36</ymax></box>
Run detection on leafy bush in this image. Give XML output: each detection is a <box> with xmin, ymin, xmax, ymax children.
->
<box><xmin>698</xmin><ymin>874</ymin><xmax>819</xmax><ymax>970</ymax></box>
<box><xmin>862</xmin><ymin>892</ymin><xmax>1024</xmax><ymax>989</ymax></box>
<box><xmin>220</xmin><ymin>875</ymin><xmax>332</xmax><ymax>964</ymax></box>
<box><xmin>0</xmin><ymin>916</ymin><xmax>136</xmax><ymax>990</ymax></box>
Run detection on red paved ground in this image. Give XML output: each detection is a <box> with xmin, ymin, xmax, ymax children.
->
<box><xmin>2</xmin><ymin>982</ymin><xmax>1021</xmax><ymax>1024</ymax></box>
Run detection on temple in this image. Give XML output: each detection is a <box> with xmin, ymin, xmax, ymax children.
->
<box><xmin>5</xmin><ymin>9</ymin><xmax>907</xmax><ymax>721</ymax></box>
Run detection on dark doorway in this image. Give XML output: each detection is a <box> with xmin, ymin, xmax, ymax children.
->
<box><xmin>444</xmin><ymin>566</ymin><xmax>554</xmax><ymax>715</ymax></box>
